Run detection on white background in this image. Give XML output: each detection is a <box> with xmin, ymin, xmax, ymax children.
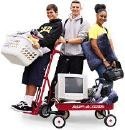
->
<box><xmin>0</xmin><ymin>0</ymin><xmax>125</xmax><ymax>130</ymax></box>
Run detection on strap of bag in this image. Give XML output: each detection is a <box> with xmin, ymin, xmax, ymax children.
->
<box><xmin>63</xmin><ymin>17</ymin><xmax>83</xmax><ymax>36</ymax></box>
<box><xmin>104</xmin><ymin>27</ymin><xmax>108</xmax><ymax>33</ymax></box>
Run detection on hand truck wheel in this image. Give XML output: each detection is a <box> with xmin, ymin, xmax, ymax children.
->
<box><xmin>57</xmin><ymin>111</ymin><xmax>70</xmax><ymax>119</ymax></box>
<box><xmin>39</xmin><ymin>104</ymin><xmax>51</xmax><ymax>118</ymax></box>
<box><xmin>95</xmin><ymin>110</ymin><xmax>107</xmax><ymax>119</ymax></box>
<box><xmin>53</xmin><ymin>115</ymin><xmax>66</xmax><ymax>128</ymax></box>
<box><xmin>61</xmin><ymin>111</ymin><xmax>70</xmax><ymax>119</ymax></box>
<box><xmin>104</xmin><ymin>114</ymin><xmax>117</xmax><ymax>127</ymax></box>
<box><xmin>63</xmin><ymin>111</ymin><xmax>70</xmax><ymax>119</ymax></box>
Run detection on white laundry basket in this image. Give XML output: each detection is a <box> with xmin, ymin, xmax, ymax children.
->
<box><xmin>1</xmin><ymin>33</ymin><xmax>42</xmax><ymax>66</ymax></box>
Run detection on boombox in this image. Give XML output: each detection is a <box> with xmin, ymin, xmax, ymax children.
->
<box><xmin>103</xmin><ymin>61</ymin><xmax>124</xmax><ymax>81</ymax></box>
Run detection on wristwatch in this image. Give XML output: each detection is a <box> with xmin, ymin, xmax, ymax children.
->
<box><xmin>66</xmin><ymin>40</ymin><xmax>68</xmax><ymax>44</ymax></box>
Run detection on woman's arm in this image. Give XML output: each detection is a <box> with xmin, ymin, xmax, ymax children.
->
<box><xmin>109</xmin><ymin>39</ymin><xmax>117</xmax><ymax>67</ymax></box>
<box><xmin>91</xmin><ymin>39</ymin><xmax>110</xmax><ymax>67</ymax></box>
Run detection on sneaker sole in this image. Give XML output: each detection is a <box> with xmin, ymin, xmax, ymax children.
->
<box><xmin>11</xmin><ymin>106</ymin><xmax>32</xmax><ymax>113</ymax></box>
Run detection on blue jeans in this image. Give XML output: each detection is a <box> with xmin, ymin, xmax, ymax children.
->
<box><xmin>95</xmin><ymin>64</ymin><xmax>118</xmax><ymax>104</ymax></box>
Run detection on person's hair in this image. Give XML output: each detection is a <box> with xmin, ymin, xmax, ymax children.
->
<box><xmin>94</xmin><ymin>4</ymin><xmax>106</xmax><ymax>13</ymax></box>
<box><xmin>46</xmin><ymin>4</ymin><xmax>58</xmax><ymax>13</ymax></box>
<box><xmin>71</xmin><ymin>0</ymin><xmax>81</xmax><ymax>6</ymax></box>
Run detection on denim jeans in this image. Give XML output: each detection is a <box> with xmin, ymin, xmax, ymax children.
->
<box><xmin>94</xmin><ymin>64</ymin><xmax>119</xmax><ymax>104</ymax></box>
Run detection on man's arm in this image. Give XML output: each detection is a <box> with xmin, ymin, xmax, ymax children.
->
<box><xmin>76</xmin><ymin>20</ymin><xmax>90</xmax><ymax>43</ymax></box>
<box><xmin>38</xmin><ymin>23</ymin><xmax>62</xmax><ymax>49</ymax></box>
<box><xmin>63</xmin><ymin>20</ymin><xmax>90</xmax><ymax>44</ymax></box>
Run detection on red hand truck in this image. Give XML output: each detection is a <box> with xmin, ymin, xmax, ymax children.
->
<box><xmin>24</xmin><ymin>45</ymin><xmax>117</xmax><ymax>128</ymax></box>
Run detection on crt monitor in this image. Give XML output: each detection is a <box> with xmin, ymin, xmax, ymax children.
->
<box><xmin>55</xmin><ymin>73</ymin><xmax>88</xmax><ymax>101</ymax></box>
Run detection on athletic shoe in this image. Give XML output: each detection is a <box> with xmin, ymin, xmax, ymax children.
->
<box><xmin>11</xmin><ymin>101</ymin><xmax>32</xmax><ymax>112</ymax></box>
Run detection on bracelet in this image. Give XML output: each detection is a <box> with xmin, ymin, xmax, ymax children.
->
<box><xmin>102</xmin><ymin>58</ymin><xmax>107</xmax><ymax>62</ymax></box>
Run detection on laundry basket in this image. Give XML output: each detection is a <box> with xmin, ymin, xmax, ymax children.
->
<box><xmin>1</xmin><ymin>33</ymin><xmax>42</xmax><ymax>66</ymax></box>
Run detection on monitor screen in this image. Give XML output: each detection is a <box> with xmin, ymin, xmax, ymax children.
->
<box><xmin>56</xmin><ymin>73</ymin><xmax>88</xmax><ymax>101</ymax></box>
<box><xmin>65</xmin><ymin>77</ymin><xmax>83</xmax><ymax>93</ymax></box>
